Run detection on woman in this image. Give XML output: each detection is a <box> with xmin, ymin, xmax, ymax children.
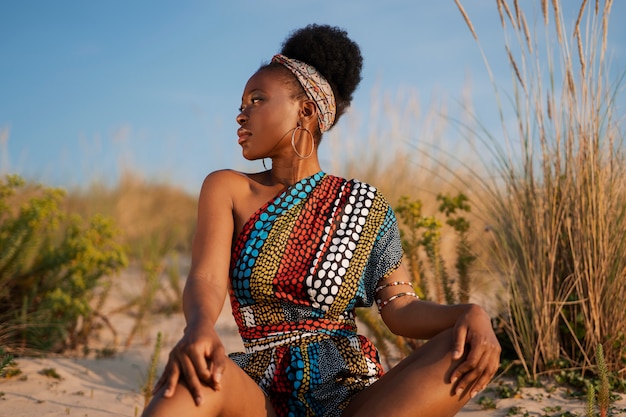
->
<box><xmin>142</xmin><ymin>24</ymin><xmax>500</xmax><ymax>417</ymax></box>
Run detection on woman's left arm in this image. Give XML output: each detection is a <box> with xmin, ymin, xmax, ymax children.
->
<box><xmin>379</xmin><ymin>264</ymin><xmax>501</xmax><ymax>393</ymax></box>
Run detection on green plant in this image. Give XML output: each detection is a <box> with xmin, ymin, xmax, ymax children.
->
<box><xmin>540</xmin><ymin>407</ymin><xmax>577</xmax><ymax>417</ymax></box>
<box><xmin>437</xmin><ymin>193</ymin><xmax>476</xmax><ymax>303</ymax></box>
<box><xmin>357</xmin><ymin>192</ymin><xmax>477</xmax><ymax>364</ymax></box>
<box><xmin>0</xmin><ymin>174</ymin><xmax>128</xmax><ymax>352</ymax></box>
<box><xmin>124</xmin><ymin>260</ymin><xmax>162</xmax><ymax>348</ymax></box>
<box><xmin>596</xmin><ymin>345</ymin><xmax>610</xmax><ymax>417</ymax></box>
<box><xmin>395</xmin><ymin>192</ymin><xmax>476</xmax><ymax>306</ymax></box>
<box><xmin>586</xmin><ymin>345</ymin><xmax>611</xmax><ymax>417</ymax></box>
<box><xmin>477</xmin><ymin>395</ymin><xmax>497</xmax><ymax>410</ymax></box>
<box><xmin>39</xmin><ymin>367</ymin><xmax>62</xmax><ymax>379</ymax></box>
<box><xmin>0</xmin><ymin>347</ymin><xmax>13</xmax><ymax>377</ymax></box>
<box><xmin>506</xmin><ymin>406</ymin><xmax>529</xmax><ymax>416</ymax></box>
<box><xmin>394</xmin><ymin>196</ymin><xmax>428</xmax><ymax>300</ymax></box>
<box><xmin>494</xmin><ymin>383</ymin><xmax>520</xmax><ymax>399</ymax></box>
<box><xmin>112</xmin><ymin>241</ymin><xmax>186</xmax><ymax>347</ymax></box>
<box><xmin>142</xmin><ymin>331</ymin><xmax>162</xmax><ymax>408</ymax></box>
<box><xmin>419</xmin><ymin>214</ymin><xmax>452</xmax><ymax>305</ymax></box>
<box><xmin>586</xmin><ymin>381</ymin><xmax>597</xmax><ymax>417</ymax></box>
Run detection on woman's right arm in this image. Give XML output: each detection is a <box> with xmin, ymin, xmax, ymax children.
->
<box><xmin>154</xmin><ymin>170</ymin><xmax>236</xmax><ymax>406</ymax></box>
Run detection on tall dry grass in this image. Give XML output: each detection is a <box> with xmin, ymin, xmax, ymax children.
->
<box><xmin>64</xmin><ymin>172</ymin><xmax>197</xmax><ymax>257</ymax></box>
<box><xmin>456</xmin><ymin>0</ymin><xmax>626</xmax><ymax>378</ymax></box>
<box><xmin>325</xmin><ymin>87</ymin><xmax>476</xmax><ymax>202</ymax></box>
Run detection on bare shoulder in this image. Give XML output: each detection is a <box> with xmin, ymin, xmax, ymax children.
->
<box><xmin>197</xmin><ymin>169</ymin><xmax>272</xmax><ymax>237</ymax></box>
<box><xmin>198</xmin><ymin>169</ymin><xmax>251</xmax><ymax>199</ymax></box>
<box><xmin>201</xmin><ymin>169</ymin><xmax>249</xmax><ymax>188</ymax></box>
<box><xmin>202</xmin><ymin>169</ymin><xmax>274</xmax><ymax>194</ymax></box>
<box><xmin>198</xmin><ymin>169</ymin><xmax>271</xmax><ymax>214</ymax></box>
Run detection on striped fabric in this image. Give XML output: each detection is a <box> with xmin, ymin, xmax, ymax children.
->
<box><xmin>228</xmin><ymin>171</ymin><xmax>403</xmax><ymax>417</ymax></box>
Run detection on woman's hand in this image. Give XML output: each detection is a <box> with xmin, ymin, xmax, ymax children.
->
<box><xmin>153</xmin><ymin>322</ymin><xmax>226</xmax><ymax>406</ymax></box>
<box><xmin>449</xmin><ymin>304</ymin><xmax>501</xmax><ymax>398</ymax></box>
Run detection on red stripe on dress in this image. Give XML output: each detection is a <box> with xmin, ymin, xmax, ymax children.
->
<box><xmin>272</xmin><ymin>176</ymin><xmax>352</xmax><ymax>305</ymax></box>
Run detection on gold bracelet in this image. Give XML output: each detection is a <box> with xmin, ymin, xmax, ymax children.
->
<box><xmin>374</xmin><ymin>281</ymin><xmax>413</xmax><ymax>293</ymax></box>
<box><xmin>376</xmin><ymin>291</ymin><xmax>418</xmax><ymax>311</ymax></box>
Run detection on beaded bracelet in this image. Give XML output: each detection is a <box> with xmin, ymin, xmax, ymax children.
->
<box><xmin>374</xmin><ymin>281</ymin><xmax>413</xmax><ymax>293</ymax></box>
<box><xmin>376</xmin><ymin>291</ymin><xmax>418</xmax><ymax>311</ymax></box>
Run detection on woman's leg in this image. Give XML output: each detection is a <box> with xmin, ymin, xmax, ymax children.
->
<box><xmin>142</xmin><ymin>357</ymin><xmax>276</xmax><ymax>417</ymax></box>
<box><xmin>341</xmin><ymin>328</ymin><xmax>475</xmax><ymax>417</ymax></box>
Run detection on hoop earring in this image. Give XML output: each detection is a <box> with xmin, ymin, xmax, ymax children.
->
<box><xmin>291</xmin><ymin>126</ymin><xmax>315</xmax><ymax>159</ymax></box>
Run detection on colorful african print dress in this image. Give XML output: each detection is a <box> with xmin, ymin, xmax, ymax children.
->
<box><xmin>229</xmin><ymin>171</ymin><xmax>403</xmax><ymax>417</ymax></box>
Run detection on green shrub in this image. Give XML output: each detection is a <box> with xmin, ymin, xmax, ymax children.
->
<box><xmin>357</xmin><ymin>192</ymin><xmax>477</xmax><ymax>365</ymax></box>
<box><xmin>65</xmin><ymin>173</ymin><xmax>196</xmax><ymax>327</ymax></box>
<box><xmin>395</xmin><ymin>192</ymin><xmax>476</xmax><ymax>306</ymax></box>
<box><xmin>0</xmin><ymin>175</ymin><xmax>128</xmax><ymax>352</ymax></box>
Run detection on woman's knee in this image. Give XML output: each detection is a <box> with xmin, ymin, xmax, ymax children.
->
<box><xmin>142</xmin><ymin>382</ymin><xmax>223</xmax><ymax>417</ymax></box>
<box><xmin>413</xmin><ymin>328</ymin><xmax>460</xmax><ymax>362</ymax></box>
<box><xmin>388</xmin><ymin>328</ymin><xmax>465</xmax><ymax>389</ymax></box>
<box><xmin>342</xmin><ymin>330</ymin><xmax>470</xmax><ymax>417</ymax></box>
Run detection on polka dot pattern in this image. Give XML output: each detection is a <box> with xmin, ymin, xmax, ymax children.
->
<box><xmin>228</xmin><ymin>172</ymin><xmax>403</xmax><ymax>417</ymax></box>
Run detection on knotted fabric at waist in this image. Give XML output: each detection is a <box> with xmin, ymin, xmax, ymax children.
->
<box><xmin>238</xmin><ymin>318</ymin><xmax>358</xmax><ymax>354</ymax></box>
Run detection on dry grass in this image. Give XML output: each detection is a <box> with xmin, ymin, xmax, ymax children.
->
<box><xmin>456</xmin><ymin>0</ymin><xmax>626</xmax><ymax>379</ymax></box>
<box><xmin>64</xmin><ymin>171</ymin><xmax>197</xmax><ymax>257</ymax></box>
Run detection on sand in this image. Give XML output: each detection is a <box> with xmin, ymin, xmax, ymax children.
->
<box><xmin>2</xmin><ymin>273</ymin><xmax>624</xmax><ymax>417</ymax></box>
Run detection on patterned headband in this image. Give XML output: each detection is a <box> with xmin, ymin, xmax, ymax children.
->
<box><xmin>271</xmin><ymin>54</ymin><xmax>336</xmax><ymax>133</ymax></box>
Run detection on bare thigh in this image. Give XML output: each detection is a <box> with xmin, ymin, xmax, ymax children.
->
<box><xmin>142</xmin><ymin>357</ymin><xmax>276</xmax><ymax>417</ymax></box>
<box><xmin>341</xmin><ymin>328</ymin><xmax>473</xmax><ymax>417</ymax></box>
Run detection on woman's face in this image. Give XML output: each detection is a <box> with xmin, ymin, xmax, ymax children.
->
<box><xmin>236</xmin><ymin>68</ymin><xmax>301</xmax><ymax>161</ymax></box>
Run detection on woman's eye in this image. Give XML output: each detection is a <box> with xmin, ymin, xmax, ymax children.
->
<box><xmin>239</xmin><ymin>97</ymin><xmax>262</xmax><ymax>112</ymax></box>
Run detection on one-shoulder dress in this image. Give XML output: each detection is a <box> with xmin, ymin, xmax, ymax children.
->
<box><xmin>229</xmin><ymin>171</ymin><xmax>403</xmax><ymax>417</ymax></box>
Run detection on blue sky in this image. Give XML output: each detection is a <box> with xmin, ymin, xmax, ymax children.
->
<box><xmin>1</xmin><ymin>1</ymin><xmax>625</xmax><ymax>194</ymax></box>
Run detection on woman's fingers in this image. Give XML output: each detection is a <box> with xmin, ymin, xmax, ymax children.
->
<box><xmin>455</xmin><ymin>355</ymin><xmax>499</xmax><ymax>398</ymax></box>
<box><xmin>453</xmin><ymin>353</ymin><xmax>487</xmax><ymax>397</ymax></box>
<box><xmin>208</xmin><ymin>345</ymin><xmax>226</xmax><ymax>390</ymax></box>
<box><xmin>179</xmin><ymin>353</ymin><xmax>206</xmax><ymax>406</ymax></box>
<box><xmin>184</xmin><ymin>340</ymin><xmax>226</xmax><ymax>390</ymax></box>
<box><xmin>451</xmin><ymin>335</ymin><xmax>501</xmax><ymax>397</ymax></box>
<box><xmin>152</xmin><ymin>357</ymin><xmax>181</xmax><ymax>398</ymax></box>
<box><xmin>448</xmin><ymin>305</ymin><xmax>501</xmax><ymax>397</ymax></box>
<box><xmin>150</xmin><ymin>325</ymin><xmax>229</xmax><ymax>407</ymax></box>
<box><xmin>451</xmin><ymin>324</ymin><xmax>468</xmax><ymax>360</ymax></box>
<box><xmin>449</xmin><ymin>321</ymin><xmax>471</xmax><ymax>382</ymax></box>
<box><xmin>164</xmin><ymin>358</ymin><xmax>181</xmax><ymax>398</ymax></box>
<box><xmin>188</xmin><ymin>346</ymin><xmax>212</xmax><ymax>385</ymax></box>
<box><xmin>450</xmin><ymin>345</ymin><xmax>483</xmax><ymax>395</ymax></box>
<box><xmin>152</xmin><ymin>362</ymin><xmax>169</xmax><ymax>394</ymax></box>
<box><xmin>471</xmin><ymin>353</ymin><xmax>500</xmax><ymax>396</ymax></box>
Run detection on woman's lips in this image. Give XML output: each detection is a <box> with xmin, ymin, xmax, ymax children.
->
<box><xmin>237</xmin><ymin>129</ymin><xmax>251</xmax><ymax>144</ymax></box>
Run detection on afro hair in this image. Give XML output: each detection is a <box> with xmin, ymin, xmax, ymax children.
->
<box><xmin>279</xmin><ymin>24</ymin><xmax>363</xmax><ymax>125</ymax></box>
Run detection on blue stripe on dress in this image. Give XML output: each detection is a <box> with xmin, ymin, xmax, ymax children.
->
<box><xmin>232</xmin><ymin>172</ymin><xmax>325</xmax><ymax>304</ymax></box>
